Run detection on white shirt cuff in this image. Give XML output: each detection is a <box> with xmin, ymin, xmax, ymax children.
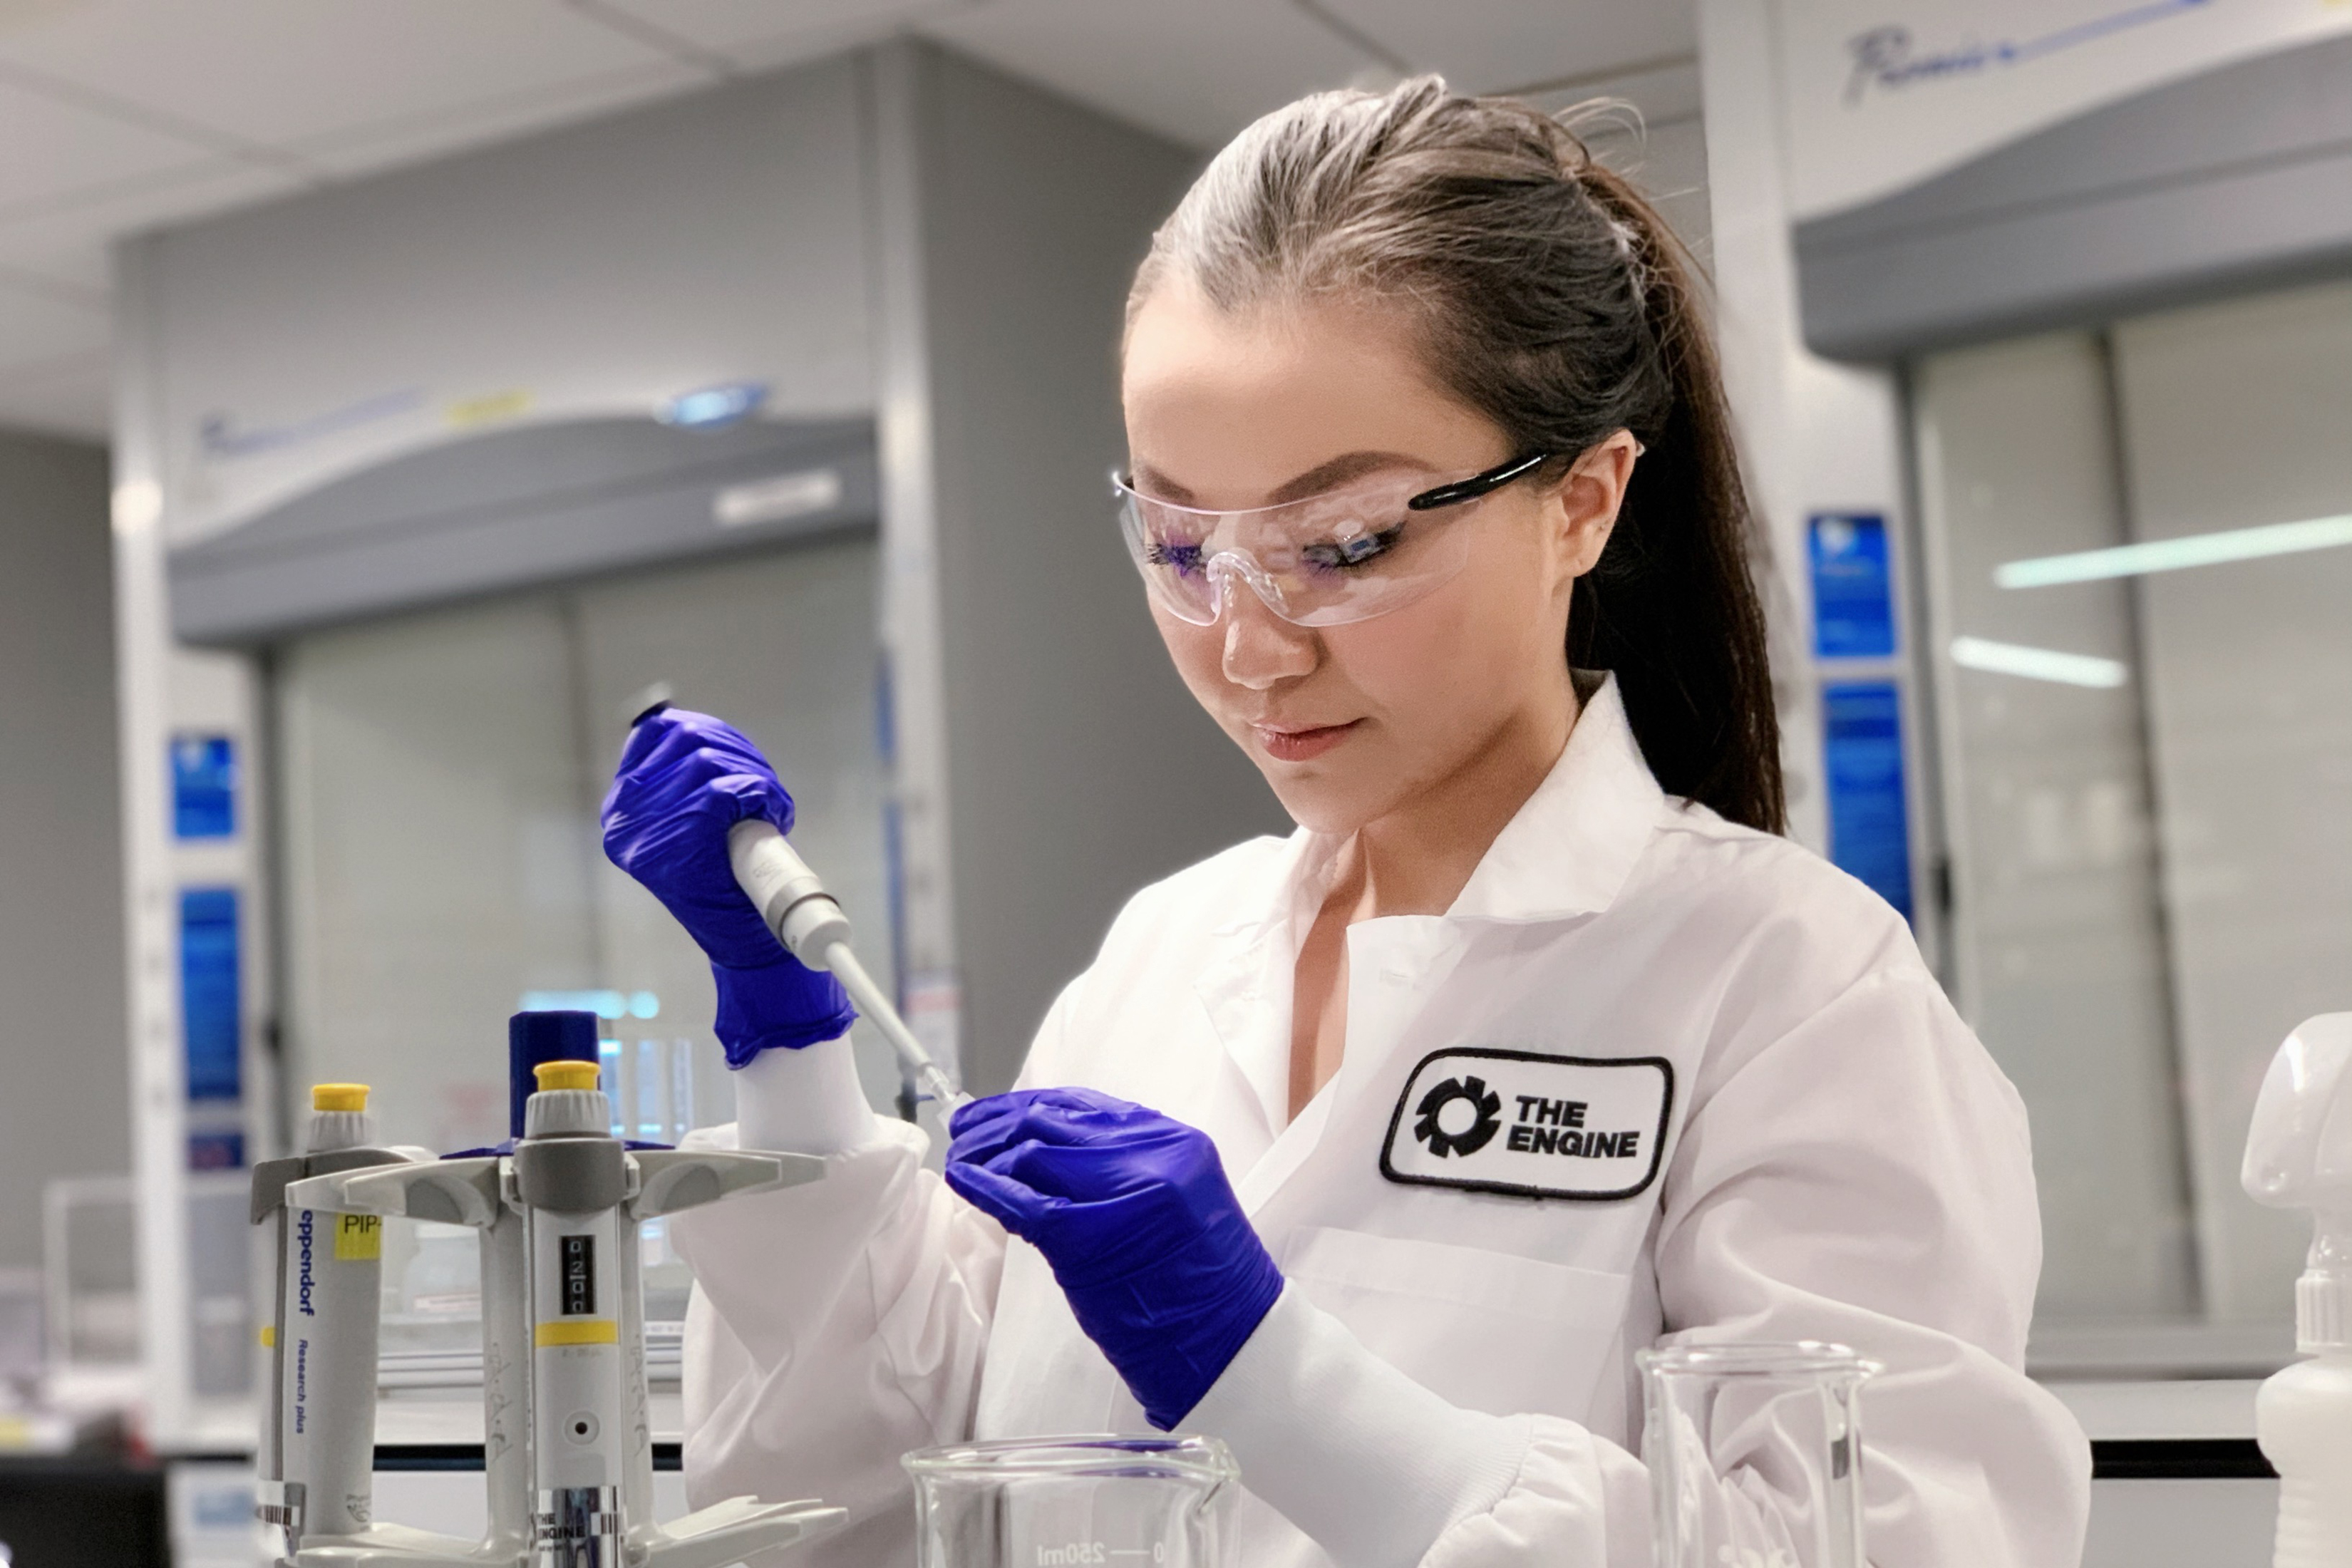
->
<box><xmin>1177</xmin><ymin>1284</ymin><xmax>1529</xmax><ymax>1568</ymax></box>
<box><xmin>731</xmin><ymin>1031</ymin><xmax>882</xmax><ymax>1155</ymax></box>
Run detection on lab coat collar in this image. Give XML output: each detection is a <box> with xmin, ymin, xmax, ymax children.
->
<box><xmin>1446</xmin><ymin>672</ymin><xmax>1666</xmax><ymax>924</ymax></box>
<box><xmin>1209</xmin><ymin>674</ymin><xmax>1664</xmax><ymax>940</ymax></box>
<box><xmin>1191</xmin><ymin>673</ymin><xmax>1666</xmax><ymax>1144</ymax></box>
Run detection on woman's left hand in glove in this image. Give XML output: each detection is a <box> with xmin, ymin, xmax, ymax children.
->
<box><xmin>944</xmin><ymin>1087</ymin><xmax>1285</xmax><ymax>1429</ymax></box>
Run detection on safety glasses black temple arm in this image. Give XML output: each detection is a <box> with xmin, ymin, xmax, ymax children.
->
<box><xmin>1113</xmin><ymin>451</ymin><xmax>1554</xmax><ymax>511</ymax></box>
<box><xmin>1405</xmin><ymin>451</ymin><xmax>1554</xmax><ymax>512</ymax></box>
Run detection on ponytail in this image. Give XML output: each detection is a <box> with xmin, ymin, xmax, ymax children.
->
<box><xmin>1133</xmin><ymin>78</ymin><xmax>1786</xmax><ymax>834</ymax></box>
<box><xmin>1565</xmin><ymin>162</ymin><xmax>1784</xmax><ymax>833</ymax></box>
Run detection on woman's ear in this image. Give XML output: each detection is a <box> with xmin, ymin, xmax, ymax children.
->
<box><xmin>1549</xmin><ymin>429</ymin><xmax>1641</xmax><ymax>579</ymax></box>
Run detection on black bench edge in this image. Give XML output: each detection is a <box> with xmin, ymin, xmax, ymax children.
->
<box><xmin>2092</xmin><ymin>1438</ymin><xmax>2274</xmax><ymax>1480</ymax></box>
<box><xmin>373</xmin><ymin>1443</ymin><xmax>682</xmax><ymax>1472</ymax></box>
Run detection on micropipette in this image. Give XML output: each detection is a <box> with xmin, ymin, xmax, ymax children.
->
<box><xmin>726</xmin><ymin>815</ymin><xmax>969</xmax><ymax>1113</ymax></box>
<box><xmin>626</xmin><ymin>701</ymin><xmax>968</xmax><ymax>1113</ymax></box>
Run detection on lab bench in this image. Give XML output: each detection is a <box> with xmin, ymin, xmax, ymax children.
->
<box><xmin>2059</xmin><ymin>1381</ymin><xmax>2276</xmax><ymax>1568</ymax></box>
<box><xmin>127</xmin><ymin>1378</ymin><xmax>2291</xmax><ymax>1565</ymax></box>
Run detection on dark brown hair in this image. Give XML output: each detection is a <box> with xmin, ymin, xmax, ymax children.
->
<box><xmin>1130</xmin><ymin>77</ymin><xmax>1785</xmax><ymax>834</ymax></box>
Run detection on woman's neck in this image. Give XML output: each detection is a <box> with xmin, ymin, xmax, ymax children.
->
<box><xmin>1334</xmin><ymin>674</ymin><xmax>1582</xmax><ymax>921</ymax></box>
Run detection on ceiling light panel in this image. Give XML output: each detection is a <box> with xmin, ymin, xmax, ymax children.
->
<box><xmin>923</xmin><ymin>0</ymin><xmax>1373</xmax><ymax>149</ymax></box>
<box><xmin>0</xmin><ymin>76</ymin><xmax>223</xmax><ymax>212</ymax></box>
<box><xmin>282</xmin><ymin>61</ymin><xmax>703</xmax><ymax>182</ymax></box>
<box><xmin>1313</xmin><ymin>0</ymin><xmax>1696</xmax><ymax>94</ymax></box>
<box><xmin>0</xmin><ymin>0</ymin><xmax>699</xmax><ymax>153</ymax></box>
<box><xmin>577</xmin><ymin>0</ymin><xmax>973</xmax><ymax>74</ymax></box>
<box><xmin>0</xmin><ymin>158</ymin><xmax>301</xmax><ymax>294</ymax></box>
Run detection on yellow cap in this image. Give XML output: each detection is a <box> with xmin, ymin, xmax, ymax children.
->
<box><xmin>534</xmin><ymin>1061</ymin><xmax>601</xmax><ymax>1093</ymax></box>
<box><xmin>311</xmin><ymin>1083</ymin><xmax>370</xmax><ymax>1112</ymax></box>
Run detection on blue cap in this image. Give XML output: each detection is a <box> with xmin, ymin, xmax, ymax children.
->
<box><xmin>509</xmin><ymin>1011</ymin><xmax>601</xmax><ymax>1138</ymax></box>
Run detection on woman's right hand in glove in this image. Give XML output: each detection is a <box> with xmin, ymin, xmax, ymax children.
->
<box><xmin>602</xmin><ymin>706</ymin><xmax>855</xmax><ymax>1064</ymax></box>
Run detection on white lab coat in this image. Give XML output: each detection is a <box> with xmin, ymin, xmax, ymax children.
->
<box><xmin>669</xmin><ymin>676</ymin><xmax>2092</xmax><ymax>1568</ymax></box>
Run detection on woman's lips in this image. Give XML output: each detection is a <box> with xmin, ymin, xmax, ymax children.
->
<box><xmin>1253</xmin><ymin>719</ymin><xmax>1361</xmax><ymax>762</ymax></box>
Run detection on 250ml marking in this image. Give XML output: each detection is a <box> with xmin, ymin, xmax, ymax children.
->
<box><xmin>1035</xmin><ymin>1544</ymin><xmax>1162</xmax><ymax>1564</ymax></box>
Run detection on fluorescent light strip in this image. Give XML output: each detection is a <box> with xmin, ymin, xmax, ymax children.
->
<box><xmin>1996</xmin><ymin>512</ymin><xmax>2352</xmax><ymax>588</ymax></box>
<box><xmin>1949</xmin><ymin>636</ymin><xmax>2128</xmax><ymax>688</ymax></box>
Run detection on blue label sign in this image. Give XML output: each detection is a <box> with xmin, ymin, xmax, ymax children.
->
<box><xmin>1809</xmin><ymin>513</ymin><xmax>1896</xmax><ymax>659</ymax></box>
<box><xmin>1822</xmin><ymin>681</ymin><xmax>1913</xmax><ymax>922</ymax></box>
<box><xmin>172</xmin><ymin>735</ymin><xmax>237</xmax><ymax>840</ymax></box>
<box><xmin>180</xmin><ymin>887</ymin><xmax>242</xmax><ymax>1103</ymax></box>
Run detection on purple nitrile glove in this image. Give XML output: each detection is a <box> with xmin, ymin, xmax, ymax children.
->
<box><xmin>601</xmin><ymin>706</ymin><xmax>855</xmax><ymax>1066</ymax></box>
<box><xmin>944</xmin><ymin>1088</ymin><xmax>1285</xmax><ymax>1429</ymax></box>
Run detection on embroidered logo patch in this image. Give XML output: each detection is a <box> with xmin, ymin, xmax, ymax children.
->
<box><xmin>1380</xmin><ymin>1048</ymin><xmax>1673</xmax><ymax>1201</ymax></box>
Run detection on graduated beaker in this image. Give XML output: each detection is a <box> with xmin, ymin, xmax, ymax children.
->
<box><xmin>902</xmin><ymin>1435</ymin><xmax>1238</xmax><ymax>1568</ymax></box>
<box><xmin>1638</xmin><ymin>1342</ymin><xmax>1878</xmax><ymax>1568</ymax></box>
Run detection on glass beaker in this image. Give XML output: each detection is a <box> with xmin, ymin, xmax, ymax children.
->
<box><xmin>1638</xmin><ymin>1342</ymin><xmax>1879</xmax><ymax>1568</ymax></box>
<box><xmin>903</xmin><ymin>1435</ymin><xmax>1238</xmax><ymax>1568</ymax></box>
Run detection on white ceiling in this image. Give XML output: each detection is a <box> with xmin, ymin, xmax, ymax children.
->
<box><xmin>0</xmin><ymin>0</ymin><xmax>1696</xmax><ymax>441</ymax></box>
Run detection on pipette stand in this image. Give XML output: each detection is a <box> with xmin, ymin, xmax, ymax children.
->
<box><xmin>272</xmin><ymin>1069</ymin><xmax>842</xmax><ymax>1568</ymax></box>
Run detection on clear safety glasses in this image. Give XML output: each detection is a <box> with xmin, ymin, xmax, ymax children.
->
<box><xmin>1113</xmin><ymin>451</ymin><xmax>1553</xmax><ymax>628</ymax></box>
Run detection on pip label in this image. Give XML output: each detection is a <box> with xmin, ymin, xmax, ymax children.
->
<box><xmin>334</xmin><ymin>1213</ymin><xmax>383</xmax><ymax>1261</ymax></box>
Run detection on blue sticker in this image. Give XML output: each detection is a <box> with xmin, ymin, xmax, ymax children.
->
<box><xmin>1822</xmin><ymin>682</ymin><xmax>1913</xmax><ymax>922</ymax></box>
<box><xmin>180</xmin><ymin>887</ymin><xmax>242</xmax><ymax>1102</ymax></box>
<box><xmin>172</xmin><ymin>735</ymin><xmax>237</xmax><ymax>840</ymax></box>
<box><xmin>1809</xmin><ymin>514</ymin><xmax>1896</xmax><ymax>659</ymax></box>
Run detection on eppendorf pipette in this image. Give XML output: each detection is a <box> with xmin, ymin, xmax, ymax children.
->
<box><xmin>725</xmin><ymin>817</ymin><xmax>969</xmax><ymax>1113</ymax></box>
<box><xmin>626</xmin><ymin>699</ymin><xmax>969</xmax><ymax>1114</ymax></box>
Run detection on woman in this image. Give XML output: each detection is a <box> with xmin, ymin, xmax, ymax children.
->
<box><xmin>603</xmin><ymin>80</ymin><xmax>2089</xmax><ymax>1568</ymax></box>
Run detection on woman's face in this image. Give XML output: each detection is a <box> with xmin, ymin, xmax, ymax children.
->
<box><xmin>1120</xmin><ymin>283</ymin><xmax>1633</xmax><ymax>835</ymax></box>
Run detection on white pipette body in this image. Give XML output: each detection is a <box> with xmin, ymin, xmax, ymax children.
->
<box><xmin>726</xmin><ymin>818</ymin><xmax>969</xmax><ymax>1113</ymax></box>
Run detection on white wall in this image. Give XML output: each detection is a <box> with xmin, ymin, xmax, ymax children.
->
<box><xmin>0</xmin><ymin>430</ymin><xmax>130</xmax><ymax>1270</ymax></box>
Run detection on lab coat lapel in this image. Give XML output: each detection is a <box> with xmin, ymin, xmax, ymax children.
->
<box><xmin>1228</xmin><ymin>910</ymin><xmax>1475</xmax><ymax>1217</ymax></box>
<box><xmin>1187</xmin><ymin>830</ymin><xmax>1328</xmax><ymax>1167</ymax></box>
<box><xmin>1237</xmin><ymin>914</ymin><xmax>1470</xmax><ymax>1217</ymax></box>
<box><xmin>1191</xmin><ymin>934</ymin><xmax>1284</xmax><ymax>1147</ymax></box>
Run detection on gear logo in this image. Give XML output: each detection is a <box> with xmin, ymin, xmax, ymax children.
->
<box><xmin>1412</xmin><ymin>1075</ymin><xmax>1502</xmax><ymax>1159</ymax></box>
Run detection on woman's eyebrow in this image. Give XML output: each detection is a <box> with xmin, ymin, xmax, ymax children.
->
<box><xmin>1131</xmin><ymin>450</ymin><xmax>1424</xmax><ymax>508</ymax></box>
<box><xmin>1128</xmin><ymin>462</ymin><xmax>1198</xmax><ymax>505</ymax></box>
<box><xmin>1269</xmin><ymin>450</ymin><xmax>1420</xmax><ymax>502</ymax></box>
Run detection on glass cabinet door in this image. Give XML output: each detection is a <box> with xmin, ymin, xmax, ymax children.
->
<box><xmin>1912</xmin><ymin>276</ymin><xmax>2352</xmax><ymax>1365</ymax></box>
<box><xmin>275</xmin><ymin>535</ymin><xmax>897</xmax><ymax>1151</ymax></box>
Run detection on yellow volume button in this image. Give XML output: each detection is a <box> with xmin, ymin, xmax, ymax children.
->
<box><xmin>535</xmin><ymin>1319</ymin><xmax>619</xmax><ymax>1348</ymax></box>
